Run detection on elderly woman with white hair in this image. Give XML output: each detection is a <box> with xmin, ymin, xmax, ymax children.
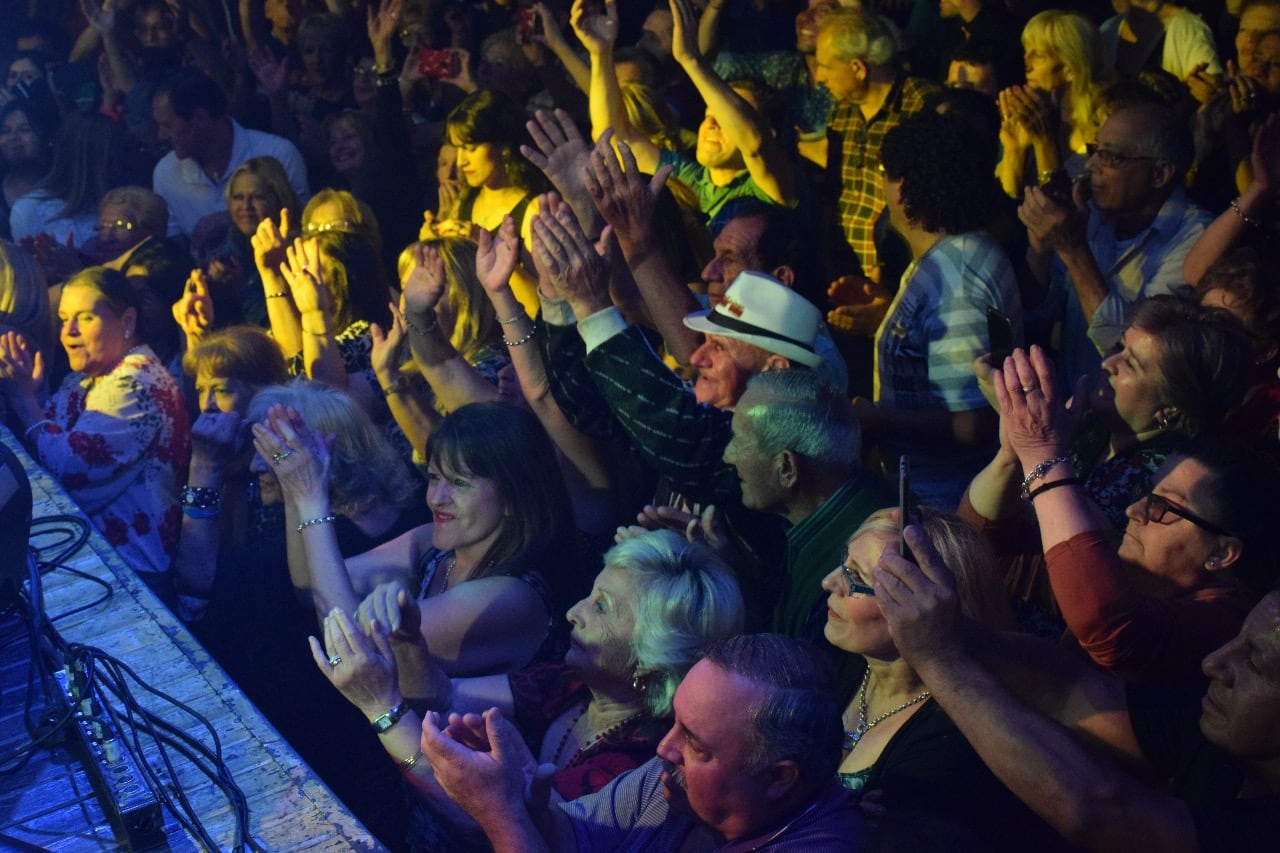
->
<box><xmin>313</xmin><ymin>528</ymin><xmax>745</xmax><ymax>848</ymax></box>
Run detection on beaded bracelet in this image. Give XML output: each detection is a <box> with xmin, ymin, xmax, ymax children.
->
<box><xmin>1230</xmin><ymin>197</ymin><xmax>1261</xmax><ymax>229</ymax></box>
<box><xmin>403</xmin><ymin>310</ymin><xmax>438</xmax><ymax>337</ymax></box>
<box><xmin>296</xmin><ymin>514</ymin><xmax>338</xmax><ymax>532</ymax></box>
<box><xmin>503</xmin><ymin>322</ymin><xmax>539</xmax><ymax>347</ymax></box>
<box><xmin>1026</xmin><ymin>477</ymin><xmax>1082</xmax><ymax>501</ymax></box>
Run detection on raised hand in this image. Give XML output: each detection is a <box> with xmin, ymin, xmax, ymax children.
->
<box><xmin>310</xmin><ymin>606</ymin><xmax>402</xmax><ymax>719</ymax></box>
<box><xmin>0</xmin><ymin>331</ymin><xmax>43</xmax><ymax>398</ymax></box>
<box><xmin>81</xmin><ymin>0</ymin><xmax>117</xmax><ymax>34</ymax></box>
<box><xmin>475</xmin><ymin>216</ymin><xmax>521</xmax><ymax>294</ymax></box>
<box><xmin>583</xmin><ymin>129</ymin><xmax>672</xmax><ymax>252</ymax></box>
<box><xmin>873</xmin><ymin>524</ymin><xmax>964</xmax><ymax>669</ymax></box>
<box><xmin>369</xmin><ymin>302</ymin><xmax>408</xmax><ymax>381</ymax></box>
<box><xmin>251</xmin><ymin>404</ymin><xmax>334</xmax><ymax>510</ymax></box>
<box><xmin>669</xmin><ymin>0</ymin><xmax>701</xmax><ymax>67</ymax></box>
<box><xmin>529</xmin><ymin>194</ymin><xmax>611</xmax><ymax>315</ymax></box>
<box><xmin>172</xmin><ymin>269</ymin><xmax>215</xmax><ymax>341</ymax></box>
<box><xmin>366</xmin><ymin>0</ymin><xmax>403</xmax><ymax>53</ymax></box>
<box><xmin>521</xmin><ymin>108</ymin><xmax>593</xmax><ymax>209</ymax></box>
<box><xmin>189</xmin><ymin>409</ymin><xmax>245</xmax><ymax>476</ymax></box>
<box><xmin>991</xmin><ymin>346</ymin><xmax>1068</xmax><ymax>468</ymax></box>
<box><xmin>570</xmin><ymin>0</ymin><xmax>619</xmax><ymax>55</ymax></box>
<box><xmin>248</xmin><ymin>45</ymin><xmax>289</xmax><ymax>97</ymax></box>
<box><xmin>401</xmin><ymin>242</ymin><xmax>449</xmax><ymax>316</ymax></box>
<box><xmin>280</xmin><ymin>236</ymin><xmax>330</xmax><ymax>317</ymax></box>
<box><xmin>251</xmin><ymin>208</ymin><xmax>292</xmax><ymax>277</ymax></box>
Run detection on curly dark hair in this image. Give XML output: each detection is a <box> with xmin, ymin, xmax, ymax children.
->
<box><xmin>879</xmin><ymin>110</ymin><xmax>1002</xmax><ymax>235</ymax></box>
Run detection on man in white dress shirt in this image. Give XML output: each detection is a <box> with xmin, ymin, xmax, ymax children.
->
<box><xmin>150</xmin><ymin>72</ymin><xmax>308</xmax><ymax>237</ymax></box>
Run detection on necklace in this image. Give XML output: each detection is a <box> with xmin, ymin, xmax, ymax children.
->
<box><xmin>842</xmin><ymin>669</ymin><xmax>930</xmax><ymax>752</ymax></box>
<box><xmin>550</xmin><ymin>701</ymin><xmax>644</xmax><ymax>767</ymax></box>
<box><xmin>442</xmin><ymin>553</ymin><xmax>456</xmax><ymax>592</ymax></box>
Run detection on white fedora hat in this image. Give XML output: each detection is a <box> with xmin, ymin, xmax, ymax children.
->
<box><xmin>683</xmin><ymin>271</ymin><xmax>821</xmax><ymax>368</ymax></box>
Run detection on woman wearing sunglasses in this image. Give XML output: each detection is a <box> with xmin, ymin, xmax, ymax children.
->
<box><xmin>989</xmin><ymin>344</ymin><xmax>1280</xmax><ymax>685</ymax></box>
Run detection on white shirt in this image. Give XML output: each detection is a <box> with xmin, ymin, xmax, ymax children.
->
<box><xmin>9</xmin><ymin>194</ymin><xmax>99</xmax><ymax>245</ymax></box>
<box><xmin>152</xmin><ymin>119</ymin><xmax>308</xmax><ymax>237</ymax></box>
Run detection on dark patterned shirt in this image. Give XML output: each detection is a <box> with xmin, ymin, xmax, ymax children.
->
<box><xmin>827</xmin><ymin>75</ymin><xmax>937</xmax><ymax>275</ymax></box>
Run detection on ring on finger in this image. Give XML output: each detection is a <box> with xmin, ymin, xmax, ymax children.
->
<box><xmin>1021</xmin><ymin>385</ymin><xmax>1038</xmax><ymax>394</ymax></box>
<box><xmin>272</xmin><ymin>449</ymin><xmax>295</xmax><ymax>463</ymax></box>
<box><xmin>328</xmin><ymin>654</ymin><xmax>342</xmax><ymax>666</ymax></box>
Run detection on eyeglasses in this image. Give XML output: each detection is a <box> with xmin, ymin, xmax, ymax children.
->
<box><xmin>1085</xmin><ymin>143</ymin><xmax>1156</xmax><ymax>168</ymax></box>
<box><xmin>94</xmin><ymin>219</ymin><xmax>136</xmax><ymax>234</ymax></box>
<box><xmin>1135</xmin><ymin>490</ymin><xmax>1233</xmax><ymax>537</ymax></box>
<box><xmin>839</xmin><ymin>562</ymin><xmax>875</xmax><ymax>597</ymax></box>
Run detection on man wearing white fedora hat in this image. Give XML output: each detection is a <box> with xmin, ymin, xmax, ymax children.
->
<box><xmin>535</xmin><ymin>205</ymin><xmax>889</xmax><ymax>634</ymax></box>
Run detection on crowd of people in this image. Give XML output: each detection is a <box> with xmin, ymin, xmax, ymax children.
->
<box><xmin>2</xmin><ymin>0</ymin><xmax>1280</xmax><ymax>850</ymax></box>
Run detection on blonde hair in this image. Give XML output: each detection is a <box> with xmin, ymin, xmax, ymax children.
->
<box><xmin>246</xmin><ymin>379</ymin><xmax>416</xmax><ymax>517</ymax></box>
<box><xmin>396</xmin><ymin>238</ymin><xmax>499</xmax><ymax>362</ymax></box>
<box><xmin>848</xmin><ymin>507</ymin><xmax>1014</xmax><ymax>630</ymax></box>
<box><xmin>1021</xmin><ymin>10</ymin><xmax>1109</xmax><ymax>144</ymax></box>
<box><xmin>224</xmin><ymin>156</ymin><xmax>300</xmax><ymax>220</ymax></box>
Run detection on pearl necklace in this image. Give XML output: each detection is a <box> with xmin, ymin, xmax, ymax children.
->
<box><xmin>551</xmin><ymin>701</ymin><xmax>644</xmax><ymax>767</ymax></box>
<box><xmin>843</xmin><ymin>669</ymin><xmax>931</xmax><ymax>752</ymax></box>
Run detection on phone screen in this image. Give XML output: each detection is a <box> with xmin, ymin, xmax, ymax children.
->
<box><xmin>987</xmin><ymin>306</ymin><xmax>1014</xmax><ymax>366</ymax></box>
<box><xmin>899</xmin><ymin>455</ymin><xmax>917</xmax><ymax>564</ymax></box>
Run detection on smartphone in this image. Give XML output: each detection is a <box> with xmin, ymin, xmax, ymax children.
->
<box><xmin>986</xmin><ymin>306</ymin><xmax>1014</xmax><ymax>366</ymax></box>
<box><xmin>518</xmin><ymin>8</ymin><xmax>540</xmax><ymax>41</ymax></box>
<box><xmin>416</xmin><ymin>48</ymin><xmax>458</xmax><ymax>79</ymax></box>
<box><xmin>898</xmin><ymin>456</ymin><xmax>918</xmax><ymax>564</ymax></box>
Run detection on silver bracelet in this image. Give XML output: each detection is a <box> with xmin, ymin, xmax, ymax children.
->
<box><xmin>296</xmin><ymin>514</ymin><xmax>338</xmax><ymax>532</ymax></box>
<box><xmin>1020</xmin><ymin>456</ymin><xmax>1069</xmax><ymax>500</ymax></box>
<box><xmin>503</xmin><ymin>319</ymin><xmax>539</xmax><ymax>347</ymax></box>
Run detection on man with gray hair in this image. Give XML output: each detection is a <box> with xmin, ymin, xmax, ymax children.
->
<box><xmin>815</xmin><ymin>7</ymin><xmax>937</xmax><ymax>304</ymax></box>
<box><xmin>724</xmin><ymin>369</ymin><xmax>891</xmax><ymax>643</ymax></box>
<box><xmin>1019</xmin><ymin>101</ymin><xmax>1211</xmax><ymax>387</ymax></box>
<box><xmin>421</xmin><ymin>633</ymin><xmax>864</xmax><ymax>852</ymax></box>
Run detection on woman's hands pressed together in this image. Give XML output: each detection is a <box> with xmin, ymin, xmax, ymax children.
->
<box><xmin>992</xmin><ymin>346</ymin><xmax>1069</xmax><ymax>472</ymax></box>
<box><xmin>310</xmin><ymin>606</ymin><xmax>403</xmax><ymax>721</ymax></box>
<box><xmin>251</xmin><ymin>404</ymin><xmax>335</xmax><ymax>515</ymax></box>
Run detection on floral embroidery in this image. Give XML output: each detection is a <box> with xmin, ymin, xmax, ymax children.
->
<box><xmin>35</xmin><ymin>346</ymin><xmax>191</xmax><ymax>575</ymax></box>
<box><xmin>68</xmin><ymin>431</ymin><xmax>117</xmax><ymax>466</ymax></box>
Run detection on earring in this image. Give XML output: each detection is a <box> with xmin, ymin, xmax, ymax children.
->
<box><xmin>1207</xmin><ymin>557</ymin><xmax>1219</xmax><ymax>569</ymax></box>
<box><xmin>1155</xmin><ymin>409</ymin><xmax>1171</xmax><ymax>430</ymax></box>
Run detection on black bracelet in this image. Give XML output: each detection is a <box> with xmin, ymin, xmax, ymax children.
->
<box><xmin>1026</xmin><ymin>477</ymin><xmax>1082</xmax><ymax>501</ymax></box>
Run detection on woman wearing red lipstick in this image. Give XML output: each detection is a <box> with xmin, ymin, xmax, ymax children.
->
<box><xmin>258</xmin><ymin>400</ymin><xmax>585</xmax><ymax>680</ymax></box>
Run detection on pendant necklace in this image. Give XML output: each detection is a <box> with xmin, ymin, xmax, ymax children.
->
<box><xmin>843</xmin><ymin>669</ymin><xmax>931</xmax><ymax>752</ymax></box>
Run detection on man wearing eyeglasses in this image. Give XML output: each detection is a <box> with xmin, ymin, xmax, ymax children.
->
<box><xmin>1018</xmin><ymin>102</ymin><xmax>1211</xmax><ymax>391</ymax></box>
